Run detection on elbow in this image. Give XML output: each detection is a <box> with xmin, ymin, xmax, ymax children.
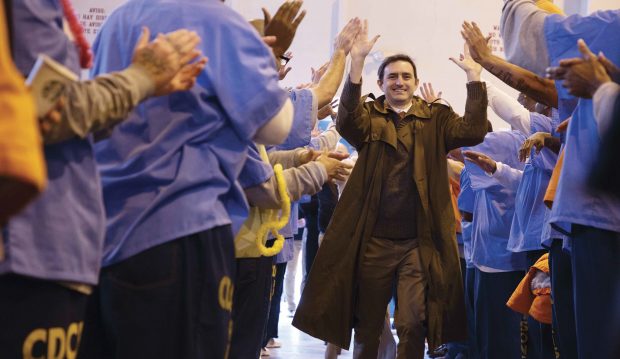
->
<box><xmin>254</xmin><ymin>99</ymin><xmax>294</xmax><ymax>145</ymax></box>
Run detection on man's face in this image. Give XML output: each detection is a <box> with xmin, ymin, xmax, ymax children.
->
<box><xmin>378</xmin><ymin>60</ymin><xmax>419</xmax><ymax>107</ymax></box>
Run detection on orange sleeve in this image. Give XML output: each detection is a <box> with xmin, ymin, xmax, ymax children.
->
<box><xmin>0</xmin><ymin>1</ymin><xmax>46</xmax><ymax>223</ymax></box>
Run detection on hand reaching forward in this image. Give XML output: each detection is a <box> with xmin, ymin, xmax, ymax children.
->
<box><xmin>333</xmin><ymin>17</ymin><xmax>362</xmax><ymax>55</ymax></box>
<box><xmin>463</xmin><ymin>150</ymin><xmax>497</xmax><ymax>174</ymax></box>
<box><xmin>460</xmin><ymin>21</ymin><xmax>492</xmax><ymax>65</ymax></box>
<box><xmin>316</xmin><ymin>152</ymin><xmax>353</xmax><ymax>181</ymax></box>
<box><xmin>450</xmin><ymin>41</ymin><xmax>483</xmax><ymax>82</ymax></box>
<box><xmin>519</xmin><ymin>132</ymin><xmax>551</xmax><ymax>162</ymax></box>
<box><xmin>546</xmin><ymin>39</ymin><xmax>612</xmax><ymax>98</ymax></box>
<box><xmin>262</xmin><ymin>0</ymin><xmax>306</xmax><ymax>58</ymax></box>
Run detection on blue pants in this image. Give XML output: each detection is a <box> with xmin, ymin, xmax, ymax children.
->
<box><xmin>474</xmin><ymin>269</ymin><xmax>523</xmax><ymax>359</ymax></box>
<box><xmin>570</xmin><ymin>225</ymin><xmax>620</xmax><ymax>359</ymax></box>
<box><xmin>549</xmin><ymin>239</ymin><xmax>576</xmax><ymax>359</ymax></box>
<box><xmin>465</xmin><ymin>267</ymin><xmax>477</xmax><ymax>358</ymax></box>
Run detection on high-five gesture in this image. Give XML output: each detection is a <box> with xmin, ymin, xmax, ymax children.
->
<box><xmin>450</xmin><ymin>41</ymin><xmax>482</xmax><ymax>82</ymax></box>
<box><xmin>333</xmin><ymin>17</ymin><xmax>362</xmax><ymax>55</ymax></box>
<box><xmin>460</xmin><ymin>21</ymin><xmax>492</xmax><ymax>65</ymax></box>
<box><xmin>349</xmin><ymin>19</ymin><xmax>380</xmax><ymax>83</ymax></box>
<box><xmin>350</xmin><ymin>19</ymin><xmax>380</xmax><ymax>62</ymax></box>
<box><xmin>262</xmin><ymin>0</ymin><xmax>306</xmax><ymax>59</ymax></box>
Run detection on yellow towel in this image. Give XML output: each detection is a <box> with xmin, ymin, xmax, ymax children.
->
<box><xmin>0</xmin><ymin>1</ymin><xmax>46</xmax><ymax>224</ymax></box>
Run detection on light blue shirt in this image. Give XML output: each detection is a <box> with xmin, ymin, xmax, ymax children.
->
<box><xmin>545</xmin><ymin>10</ymin><xmax>620</xmax><ymax>235</ymax></box>
<box><xmin>466</xmin><ymin>131</ymin><xmax>528</xmax><ymax>272</ymax></box>
<box><xmin>508</xmin><ymin>113</ymin><xmax>558</xmax><ymax>252</ymax></box>
<box><xmin>91</xmin><ymin>0</ymin><xmax>288</xmax><ymax>266</ymax></box>
<box><xmin>0</xmin><ymin>1</ymin><xmax>105</xmax><ymax>285</ymax></box>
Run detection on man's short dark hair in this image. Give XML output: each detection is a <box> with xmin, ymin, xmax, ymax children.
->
<box><xmin>377</xmin><ymin>54</ymin><xmax>418</xmax><ymax>81</ymax></box>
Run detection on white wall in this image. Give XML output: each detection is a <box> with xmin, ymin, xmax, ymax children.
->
<box><xmin>73</xmin><ymin>0</ymin><xmax>617</xmax><ymax>129</ymax></box>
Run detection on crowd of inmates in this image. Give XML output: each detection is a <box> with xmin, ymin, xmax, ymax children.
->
<box><xmin>0</xmin><ymin>0</ymin><xmax>618</xmax><ymax>359</ymax></box>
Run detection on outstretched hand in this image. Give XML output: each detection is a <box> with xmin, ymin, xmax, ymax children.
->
<box><xmin>460</xmin><ymin>21</ymin><xmax>492</xmax><ymax>65</ymax></box>
<box><xmin>349</xmin><ymin>19</ymin><xmax>380</xmax><ymax>63</ymax></box>
<box><xmin>519</xmin><ymin>132</ymin><xmax>550</xmax><ymax>162</ymax></box>
<box><xmin>333</xmin><ymin>17</ymin><xmax>362</xmax><ymax>55</ymax></box>
<box><xmin>263</xmin><ymin>0</ymin><xmax>306</xmax><ymax>58</ymax></box>
<box><xmin>450</xmin><ymin>41</ymin><xmax>483</xmax><ymax>81</ymax></box>
<box><xmin>463</xmin><ymin>150</ymin><xmax>497</xmax><ymax>174</ymax></box>
<box><xmin>546</xmin><ymin>39</ymin><xmax>612</xmax><ymax>98</ymax></box>
<box><xmin>419</xmin><ymin>83</ymin><xmax>443</xmax><ymax>103</ymax></box>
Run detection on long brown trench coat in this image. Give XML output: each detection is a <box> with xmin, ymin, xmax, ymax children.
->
<box><xmin>292</xmin><ymin>80</ymin><xmax>488</xmax><ymax>351</ymax></box>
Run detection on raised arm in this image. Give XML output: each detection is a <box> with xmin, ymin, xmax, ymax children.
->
<box><xmin>444</xmin><ymin>42</ymin><xmax>489</xmax><ymax>150</ymax></box>
<box><xmin>336</xmin><ymin>19</ymin><xmax>379</xmax><ymax>149</ymax></box>
<box><xmin>312</xmin><ymin>18</ymin><xmax>361</xmax><ymax>109</ymax></box>
<box><xmin>461</xmin><ymin>21</ymin><xmax>558</xmax><ymax>108</ymax></box>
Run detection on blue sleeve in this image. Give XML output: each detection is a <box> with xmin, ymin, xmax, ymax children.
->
<box><xmin>458</xmin><ymin>170</ymin><xmax>475</xmax><ymax>213</ymax></box>
<box><xmin>201</xmin><ymin>6</ymin><xmax>288</xmax><ymax>142</ymax></box>
<box><xmin>276</xmin><ymin>89</ymin><xmax>315</xmax><ymax>150</ymax></box>
<box><xmin>238</xmin><ymin>144</ymin><xmax>273</xmax><ymax>189</ymax></box>
<box><xmin>92</xmin><ymin>1</ymin><xmax>288</xmax><ymax>143</ymax></box>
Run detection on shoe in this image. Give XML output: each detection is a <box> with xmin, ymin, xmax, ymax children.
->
<box><xmin>266</xmin><ymin>338</ymin><xmax>282</xmax><ymax>348</ymax></box>
<box><xmin>260</xmin><ymin>347</ymin><xmax>270</xmax><ymax>356</ymax></box>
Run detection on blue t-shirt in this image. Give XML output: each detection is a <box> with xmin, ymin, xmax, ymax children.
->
<box><xmin>507</xmin><ymin>113</ymin><xmax>558</xmax><ymax>252</ymax></box>
<box><xmin>545</xmin><ymin>10</ymin><xmax>620</xmax><ymax>235</ymax></box>
<box><xmin>0</xmin><ymin>1</ymin><xmax>105</xmax><ymax>285</ymax></box>
<box><xmin>91</xmin><ymin>0</ymin><xmax>288</xmax><ymax>266</ymax></box>
<box><xmin>466</xmin><ymin>131</ymin><xmax>528</xmax><ymax>271</ymax></box>
<box><xmin>277</xmin><ymin>89</ymin><xmax>316</xmax><ymax>150</ymax></box>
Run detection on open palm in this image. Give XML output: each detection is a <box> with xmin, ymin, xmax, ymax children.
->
<box><xmin>350</xmin><ymin>19</ymin><xmax>380</xmax><ymax>61</ymax></box>
<box><xmin>450</xmin><ymin>43</ymin><xmax>482</xmax><ymax>76</ymax></box>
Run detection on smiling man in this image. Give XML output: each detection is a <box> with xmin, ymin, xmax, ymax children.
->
<box><xmin>293</xmin><ymin>21</ymin><xmax>489</xmax><ymax>359</ymax></box>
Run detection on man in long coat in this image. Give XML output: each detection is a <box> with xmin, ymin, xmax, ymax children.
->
<box><xmin>293</xmin><ymin>22</ymin><xmax>489</xmax><ymax>359</ymax></box>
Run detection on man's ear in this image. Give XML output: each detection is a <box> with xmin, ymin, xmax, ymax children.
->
<box><xmin>414</xmin><ymin>78</ymin><xmax>420</xmax><ymax>86</ymax></box>
<box><xmin>377</xmin><ymin>79</ymin><xmax>383</xmax><ymax>89</ymax></box>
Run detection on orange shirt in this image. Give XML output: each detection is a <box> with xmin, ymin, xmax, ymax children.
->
<box><xmin>0</xmin><ymin>1</ymin><xmax>46</xmax><ymax>224</ymax></box>
<box><xmin>544</xmin><ymin>149</ymin><xmax>564</xmax><ymax>209</ymax></box>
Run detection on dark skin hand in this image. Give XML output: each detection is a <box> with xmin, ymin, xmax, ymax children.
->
<box><xmin>546</xmin><ymin>39</ymin><xmax>613</xmax><ymax>99</ymax></box>
<box><xmin>463</xmin><ymin>150</ymin><xmax>497</xmax><ymax>174</ymax></box>
<box><xmin>262</xmin><ymin>0</ymin><xmax>306</xmax><ymax>59</ymax></box>
<box><xmin>460</xmin><ymin>21</ymin><xmax>558</xmax><ymax>108</ymax></box>
<box><xmin>519</xmin><ymin>132</ymin><xmax>561</xmax><ymax>162</ymax></box>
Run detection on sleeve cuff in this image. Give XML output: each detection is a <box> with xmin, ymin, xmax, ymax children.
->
<box><xmin>466</xmin><ymin>81</ymin><xmax>487</xmax><ymax>101</ymax></box>
<box><xmin>119</xmin><ymin>64</ymin><xmax>156</xmax><ymax>102</ymax></box>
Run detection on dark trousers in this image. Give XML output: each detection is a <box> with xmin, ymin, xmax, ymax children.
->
<box><xmin>229</xmin><ymin>255</ymin><xmax>274</xmax><ymax>359</ymax></box>
<box><xmin>570</xmin><ymin>225</ymin><xmax>620</xmax><ymax>359</ymax></box>
<box><xmin>446</xmin><ymin>258</ymin><xmax>470</xmax><ymax>358</ymax></box>
<box><xmin>549</xmin><ymin>239</ymin><xmax>576</xmax><ymax>359</ymax></box>
<box><xmin>524</xmin><ymin>250</ymin><xmax>556</xmax><ymax>359</ymax></box>
<box><xmin>0</xmin><ymin>275</ymin><xmax>88</xmax><ymax>359</ymax></box>
<box><xmin>263</xmin><ymin>261</ymin><xmax>287</xmax><ymax>346</ymax></box>
<box><xmin>353</xmin><ymin>237</ymin><xmax>426</xmax><ymax>359</ymax></box>
<box><xmin>474</xmin><ymin>268</ymin><xmax>523</xmax><ymax>359</ymax></box>
<box><xmin>300</xmin><ymin>197</ymin><xmax>319</xmax><ymax>282</ymax></box>
<box><xmin>464</xmin><ymin>267</ymin><xmax>477</xmax><ymax>358</ymax></box>
<box><xmin>79</xmin><ymin>225</ymin><xmax>235</xmax><ymax>359</ymax></box>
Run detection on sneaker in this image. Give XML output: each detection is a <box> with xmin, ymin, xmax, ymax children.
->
<box><xmin>260</xmin><ymin>347</ymin><xmax>270</xmax><ymax>357</ymax></box>
<box><xmin>266</xmin><ymin>338</ymin><xmax>282</xmax><ymax>348</ymax></box>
